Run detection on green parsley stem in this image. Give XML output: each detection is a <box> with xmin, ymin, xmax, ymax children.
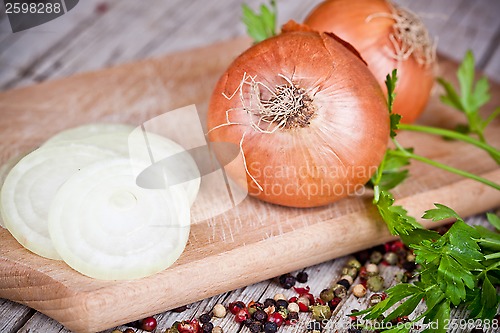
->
<box><xmin>390</xmin><ymin>142</ymin><xmax>500</xmax><ymax>191</ymax></box>
<box><xmin>398</xmin><ymin>124</ymin><xmax>500</xmax><ymax>162</ymax></box>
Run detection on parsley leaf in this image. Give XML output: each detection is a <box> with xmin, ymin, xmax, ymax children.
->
<box><xmin>486</xmin><ymin>212</ymin><xmax>500</xmax><ymax>231</ymax></box>
<box><xmin>385</xmin><ymin>69</ymin><xmax>401</xmax><ymax>138</ymax></box>
<box><xmin>242</xmin><ymin>0</ymin><xmax>277</xmax><ymax>43</ymax></box>
<box><xmin>437</xmin><ymin>50</ymin><xmax>500</xmax><ymax>164</ymax></box>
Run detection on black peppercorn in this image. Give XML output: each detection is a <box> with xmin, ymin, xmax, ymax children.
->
<box><xmin>263</xmin><ymin>321</ymin><xmax>278</xmax><ymax>333</ymax></box>
<box><xmin>202</xmin><ymin>322</ymin><xmax>214</xmax><ymax>333</ymax></box>
<box><xmin>275</xmin><ymin>299</ymin><xmax>288</xmax><ymax>309</ymax></box>
<box><xmin>248</xmin><ymin>322</ymin><xmax>262</xmax><ymax>333</ymax></box>
<box><xmin>199</xmin><ymin>313</ymin><xmax>212</xmax><ymax>324</ymax></box>
<box><xmin>296</xmin><ymin>271</ymin><xmax>308</xmax><ymax>283</ymax></box>
<box><xmin>263</xmin><ymin>298</ymin><xmax>276</xmax><ymax>308</ymax></box>
<box><xmin>337</xmin><ymin>278</ymin><xmax>351</xmax><ymax>289</ymax></box>
<box><xmin>402</xmin><ymin>261</ymin><xmax>417</xmax><ymax>272</ymax></box>
<box><xmin>287</xmin><ymin>311</ymin><xmax>299</xmax><ymax>321</ymax></box>
<box><xmin>278</xmin><ymin>273</ymin><xmax>296</xmax><ymax>289</ymax></box>
<box><xmin>252</xmin><ymin>309</ymin><xmax>268</xmax><ymax>322</ymax></box>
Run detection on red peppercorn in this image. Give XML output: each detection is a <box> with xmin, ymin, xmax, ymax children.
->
<box><xmin>328</xmin><ymin>297</ymin><xmax>342</xmax><ymax>310</ymax></box>
<box><xmin>358</xmin><ymin>266</ymin><xmax>368</xmax><ymax>280</ymax></box>
<box><xmin>288</xmin><ymin>296</ymin><xmax>298</xmax><ymax>303</ymax></box>
<box><xmin>178</xmin><ymin>319</ymin><xmax>200</xmax><ymax>333</ymax></box>
<box><xmin>235</xmin><ymin>308</ymin><xmax>250</xmax><ymax>323</ymax></box>
<box><xmin>267</xmin><ymin>312</ymin><xmax>285</xmax><ymax>327</ymax></box>
<box><xmin>315</xmin><ymin>297</ymin><xmax>326</xmax><ymax>305</ymax></box>
<box><xmin>229</xmin><ymin>301</ymin><xmax>246</xmax><ymax>315</ymax></box>
<box><xmin>139</xmin><ymin>317</ymin><xmax>157</xmax><ymax>332</ymax></box>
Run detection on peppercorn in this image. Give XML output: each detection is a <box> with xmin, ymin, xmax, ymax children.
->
<box><xmin>369</xmin><ymin>293</ymin><xmax>383</xmax><ymax>306</ymax></box>
<box><xmin>402</xmin><ymin>261</ymin><xmax>417</xmax><ymax>272</ymax></box>
<box><xmin>358</xmin><ymin>266</ymin><xmax>368</xmax><ymax>280</ymax></box>
<box><xmin>367</xmin><ymin>275</ymin><xmax>385</xmax><ymax>292</ymax></box>
<box><xmin>341</xmin><ymin>266</ymin><xmax>358</xmax><ymax>279</ymax></box>
<box><xmin>370</xmin><ymin>251</ymin><xmax>383</xmax><ymax>264</ymax></box>
<box><xmin>275</xmin><ymin>299</ymin><xmax>288</xmax><ymax>309</ymax></box>
<box><xmin>332</xmin><ymin>284</ymin><xmax>347</xmax><ymax>298</ymax></box>
<box><xmin>339</xmin><ymin>274</ymin><xmax>354</xmax><ymax>285</ymax></box>
<box><xmin>168</xmin><ymin>322</ymin><xmax>181</xmax><ymax>333</ymax></box>
<box><xmin>139</xmin><ymin>317</ymin><xmax>157</xmax><ymax>332</ymax></box>
<box><xmin>328</xmin><ymin>297</ymin><xmax>341</xmax><ymax>310</ymax></box>
<box><xmin>235</xmin><ymin>308</ymin><xmax>250</xmax><ymax>323</ymax></box>
<box><xmin>202</xmin><ymin>322</ymin><xmax>214</xmax><ymax>333</ymax></box>
<box><xmin>365</xmin><ymin>263</ymin><xmax>379</xmax><ymax>276</ymax></box>
<box><xmin>199</xmin><ymin>313</ymin><xmax>212</xmax><ymax>324</ymax></box>
<box><xmin>406</xmin><ymin>253</ymin><xmax>416</xmax><ymax>262</ymax></box>
<box><xmin>395</xmin><ymin>271</ymin><xmax>408</xmax><ymax>283</ymax></box>
<box><xmin>287</xmin><ymin>309</ymin><xmax>299</xmax><ymax>319</ymax></box>
<box><xmin>287</xmin><ymin>302</ymin><xmax>300</xmax><ymax>313</ymax></box>
<box><xmin>310</xmin><ymin>304</ymin><xmax>332</xmax><ymax>321</ymax></box>
<box><xmin>111</xmin><ymin>330</ymin><xmax>122</xmax><ymax>333</ymax></box>
<box><xmin>319</xmin><ymin>288</ymin><xmax>334</xmax><ymax>302</ymax></box>
<box><xmin>212</xmin><ymin>326</ymin><xmax>223</xmax><ymax>333</ymax></box>
<box><xmin>268</xmin><ymin>312</ymin><xmax>285</xmax><ymax>327</ymax></box>
<box><xmin>228</xmin><ymin>301</ymin><xmax>245</xmax><ymax>315</ymax></box>
<box><xmin>337</xmin><ymin>278</ymin><xmax>351</xmax><ymax>290</ymax></box>
<box><xmin>278</xmin><ymin>273</ymin><xmax>296</xmax><ymax>289</ymax></box>
<box><xmin>273</xmin><ymin>293</ymin><xmax>286</xmax><ymax>301</ymax></box>
<box><xmin>263</xmin><ymin>321</ymin><xmax>278</xmax><ymax>333</ymax></box>
<box><xmin>124</xmin><ymin>329</ymin><xmax>135</xmax><ymax>333</ymax></box>
<box><xmin>247</xmin><ymin>321</ymin><xmax>262</xmax><ymax>333</ymax></box>
<box><xmin>263</xmin><ymin>298</ymin><xmax>276</xmax><ymax>308</ymax></box>
<box><xmin>346</xmin><ymin>258</ymin><xmax>362</xmax><ymax>269</ymax></box>
<box><xmin>384</xmin><ymin>252</ymin><xmax>398</xmax><ymax>265</ymax></box>
<box><xmin>296</xmin><ymin>271</ymin><xmax>309</xmax><ymax>283</ymax></box>
<box><xmin>212</xmin><ymin>304</ymin><xmax>226</xmax><ymax>318</ymax></box>
<box><xmin>252</xmin><ymin>309</ymin><xmax>268</xmax><ymax>322</ymax></box>
<box><xmin>296</xmin><ymin>296</ymin><xmax>310</xmax><ymax>311</ymax></box>
<box><xmin>352</xmin><ymin>284</ymin><xmax>367</xmax><ymax>298</ymax></box>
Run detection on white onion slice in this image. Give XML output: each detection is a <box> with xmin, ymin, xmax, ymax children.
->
<box><xmin>43</xmin><ymin>123</ymin><xmax>134</xmax><ymax>146</ymax></box>
<box><xmin>48</xmin><ymin>158</ymin><xmax>190</xmax><ymax>280</ymax></box>
<box><xmin>0</xmin><ymin>144</ymin><xmax>119</xmax><ymax>259</ymax></box>
<box><xmin>45</xmin><ymin>124</ymin><xmax>201</xmax><ymax>205</ymax></box>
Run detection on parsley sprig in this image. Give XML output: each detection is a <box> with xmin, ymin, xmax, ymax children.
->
<box><xmin>361</xmin><ymin>56</ymin><xmax>500</xmax><ymax>332</ymax></box>
<box><xmin>242</xmin><ymin>0</ymin><xmax>277</xmax><ymax>43</ymax></box>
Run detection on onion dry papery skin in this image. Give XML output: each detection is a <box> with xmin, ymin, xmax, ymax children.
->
<box><xmin>48</xmin><ymin>158</ymin><xmax>191</xmax><ymax>280</ymax></box>
<box><xmin>304</xmin><ymin>0</ymin><xmax>435</xmax><ymax>123</ymax></box>
<box><xmin>0</xmin><ymin>144</ymin><xmax>120</xmax><ymax>259</ymax></box>
<box><xmin>207</xmin><ymin>22</ymin><xmax>389</xmax><ymax>208</ymax></box>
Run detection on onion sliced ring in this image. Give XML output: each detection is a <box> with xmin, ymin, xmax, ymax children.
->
<box><xmin>0</xmin><ymin>144</ymin><xmax>120</xmax><ymax>259</ymax></box>
<box><xmin>43</xmin><ymin>123</ymin><xmax>135</xmax><ymax>146</ymax></box>
<box><xmin>48</xmin><ymin>158</ymin><xmax>190</xmax><ymax>280</ymax></box>
<box><xmin>45</xmin><ymin>124</ymin><xmax>201</xmax><ymax>205</ymax></box>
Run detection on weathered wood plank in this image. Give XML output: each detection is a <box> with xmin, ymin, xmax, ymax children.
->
<box><xmin>0</xmin><ymin>299</ymin><xmax>33</xmax><ymax>333</ymax></box>
<box><xmin>2</xmin><ymin>0</ymin><xmax>500</xmax><ymax>89</ymax></box>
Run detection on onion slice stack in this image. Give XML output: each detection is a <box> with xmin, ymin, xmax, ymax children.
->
<box><xmin>0</xmin><ymin>123</ymin><xmax>199</xmax><ymax>280</ymax></box>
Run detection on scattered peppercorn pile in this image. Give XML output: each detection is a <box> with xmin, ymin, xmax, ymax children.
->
<box><xmin>111</xmin><ymin>240</ymin><xmax>422</xmax><ymax>333</ymax></box>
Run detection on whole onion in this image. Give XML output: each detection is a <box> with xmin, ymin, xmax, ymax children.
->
<box><xmin>207</xmin><ymin>22</ymin><xmax>389</xmax><ymax>208</ymax></box>
<box><xmin>305</xmin><ymin>0</ymin><xmax>436</xmax><ymax>123</ymax></box>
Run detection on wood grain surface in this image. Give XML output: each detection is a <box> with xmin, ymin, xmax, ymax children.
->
<box><xmin>0</xmin><ymin>35</ymin><xmax>499</xmax><ymax>332</ymax></box>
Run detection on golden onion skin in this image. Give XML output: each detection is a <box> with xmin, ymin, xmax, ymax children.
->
<box><xmin>207</xmin><ymin>23</ymin><xmax>389</xmax><ymax>207</ymax></box>
<box><xmin>305</xmin><ymin>0</ymin><xmax>435</xmax><ymax>124</ymax></box>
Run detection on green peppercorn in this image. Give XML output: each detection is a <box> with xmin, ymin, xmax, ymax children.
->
<box><xmin>384</xmin><ymin>252</ymin><xmax>398</xmax><ymax>265</ymax></box>
<box><xmin>332</xmin><ymin>283</ymin><xmax>347</xmax><ymax>298</ymax></box>
<box><xmin>370</xmin><ymin>251</ymin><xmax>383</xmax><ymax>264</ymax></box>
<box><xmin>346</xmin><ymin>258</ymin><xmax>362</xmax><ymax>270</ymax></box>
<box><xmin>367</xmin><ymin>275</ymin><xmax>385</xmax><ymax>292</ymax></box>
<box><xmin>341</xmin><ymin>266</ymin><xmax>358</xmax><ymax>279</ymax></box>
<box><xmin>320</xmin><ymin>288</ymin><xmax>334</xmax><ymax>302</ymax></box>
<box><xmin>310</xmin><ymin>304</ymin><xmax>332</xmax><ymax>321</ymax></box>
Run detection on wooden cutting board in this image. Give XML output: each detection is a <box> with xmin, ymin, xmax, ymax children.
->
<box><xmin>0</xmin><ymin>37</ymin><xmax>499</xmax><ymax>333</ymax></box>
